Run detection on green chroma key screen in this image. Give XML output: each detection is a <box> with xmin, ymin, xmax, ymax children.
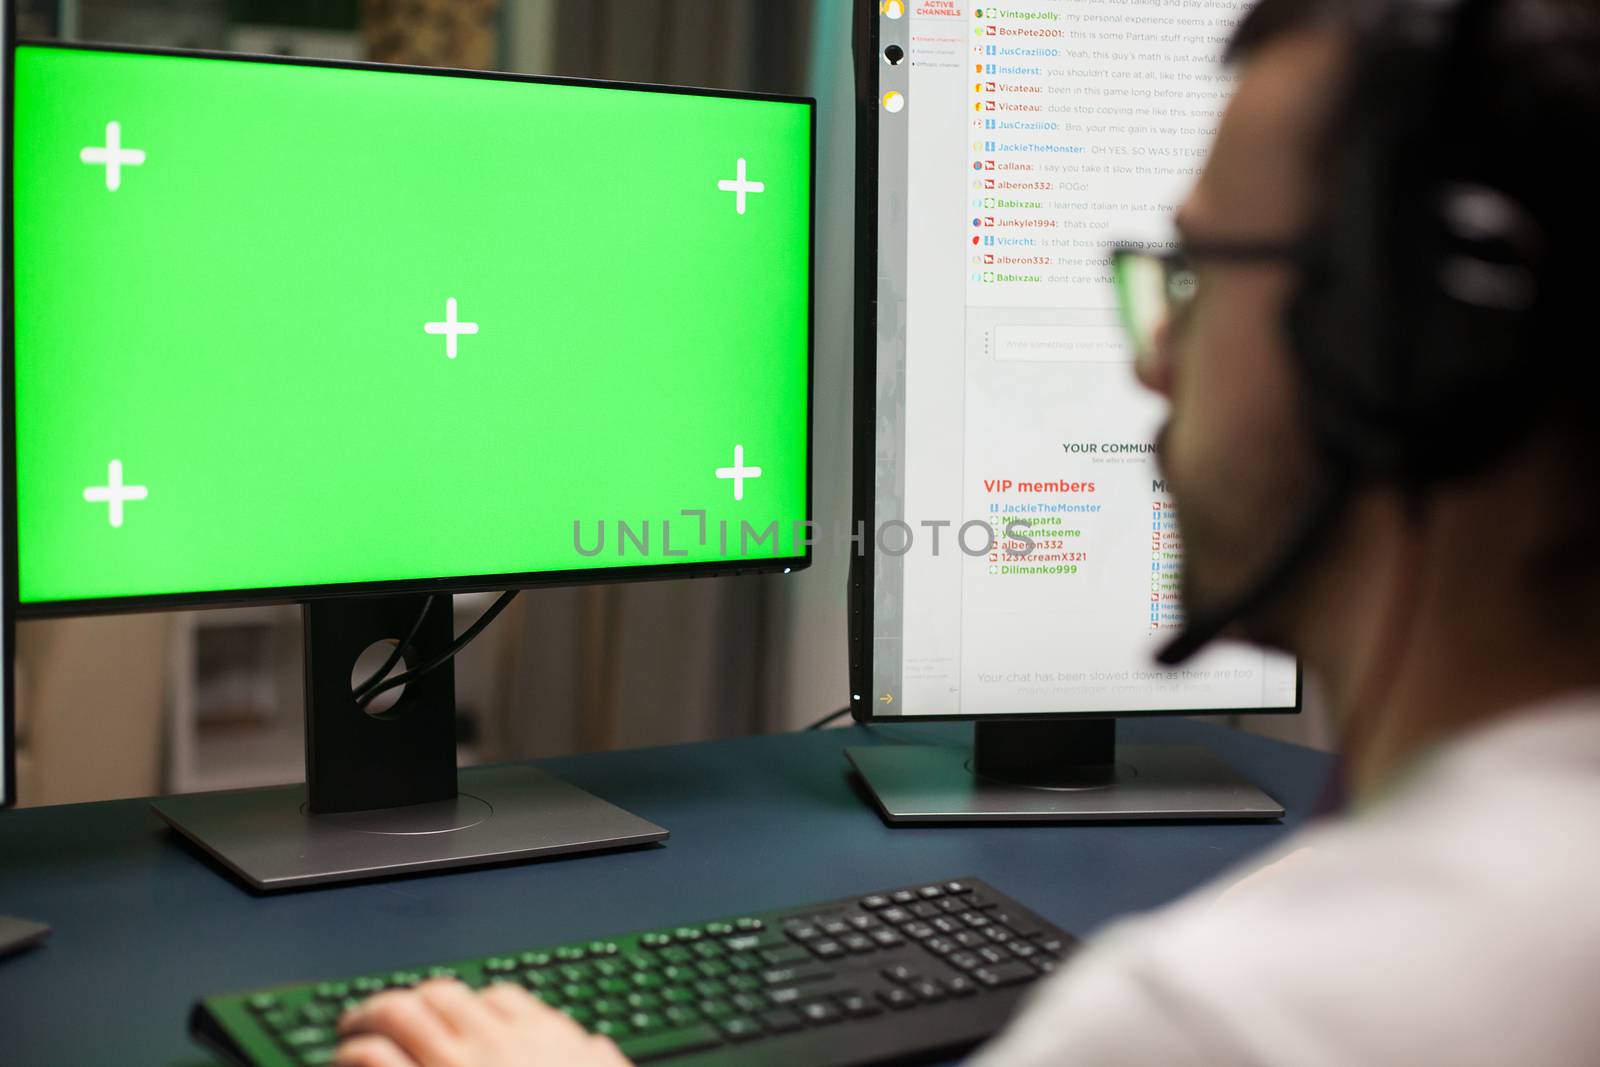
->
<box><xmin>8</xmin><ymin>45</ymin><xmax>812</xmax><ymax>605</ymax></box>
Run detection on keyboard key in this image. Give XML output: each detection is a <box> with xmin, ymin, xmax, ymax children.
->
<box><xmin>786</xmin><ymin>924</ymin><xmax>821</xmax><ymax>943</ymax></box>
<box><xmin>300</xmin><ymin>1003</ymin><xmax>339</xmax><ymax>1027</ymax></box>
<box><xmin>948</xmin><ymin>951</ymin><xmax>983</xmax><ymax>972</ymax></box>
<box><xmin>993</xmin><ymin>912</ymin><xmax>1044</xmax><ymax>938</ymax></box>
<box><xmin>977</xmin><ymin>947</ymin><xmax>1008</xmax><ymax>965</ymax></box>
<box><xmin>883</xmin><ymin>964</ymin><xmax>918</xmax><ymax>984</ymax></box>
<box><xmin>734</xmin><ymin>918</ymin><xmax>764</xmax><ymax>932</ymax></box>
<box><xmin>281</xmin><ymin>1026</ymin><xmax>335</xmax><ymax>1049</ymax></box>
<box><xmin>961</xmin><ymin>912</ymin><xmax>991</xmax><ymax>929</ymax></box>
<box><xmin>910</xmin><ymin>979</ymin><xmax>946</xmax><ymax>1003</ymax></box>
<box><xmin>847</xmin><ymin>914</ymin><xmax>878</xmax><ymax>930</ymax></box>
<box><xmin>1010</xmin><ymin>942</ymin><xmax>1038</xmax><ymax>959</ymax></box>
<box><xmin>877</xmin><ymin>987</ymin><xmax>916</xmax><ymax>1010</ymax></box>
<box><xmin>641</xmin><ymin>933</ymin><xmax>672</xmax><ymax>948</ymax></box>
<box><xmin>698</xmin><ymin>997</ymin><xmax>737</xmax><ymax>1019</ymax></box>
<box><xmin>313</xmin><ymin>982</ymin><xmax>348</xmax><ymax>1001</ymax></box>
<box><xmin>593</xmin><ymin>959</ymin><xmax>626</xmax><ymax>978</ymax></box>
<box><xmin>903</xmin><ymin>923</ymin><xmax>935</xmax><ymax>940</ymax></box>
<box><xmin>626</xmin><ymin>992</ymin><xmax>662</xmax><ymax>1011</ymax></box>
<box><xmin>944</xmin><ymin>881</ymin><xmax>972</xmax><ymax>895</ymax></box>
<box><xmin>629</xmin><ymin>1011</ymin><xmax>665</xmax><ymax>1032</ymax></box>
<box><xmin>870</xmin><ymin>928</ymin><xmax>905</xmax><ymax>947</ymax></box>
<box><xmin>262</xmin><ymin>1009</ymin><xmax>297</xmax><ymax>1032</ymax></box>
<box><xmin>889</xmin><ymin>890</ymin><xmax>917</xmax><ymax>905</ymax></box>
<box><xmin>298</xmin><ymin>1049</ymin><xmax>336</xmax><ymax>1066</ymax></box>
<box><xmin>761</xmin><ymin>945</ymin><xmax>810</xmax><ymax>966</ymax></box>
<box><xmin>672</xmin><ymin>927</ymin><xmax>704</xmax><ymax>942</ymax></box>
<box><xmin>973</xmin><ymin>962</ymin><xmax>1035</xmax><ymax>988</ymax></box>
<box><xmin>555</xmin><ymin>946</ymin><xmax>587</xmax><ymax>962</ymax></box>
<box><xmin>616</xmin><ymin>1022</ymin><xmax>724</xmax><ymax>1062</ymax></box>
<box><xmin>721</xmin><ymin>1016</ymin><xmax>762</xmax><ymax>1041</ymax></box>
<box><xmin>799</xmin><ymin>999</ymin><xmax>843</xmax><ymax>1025</ymax></box>
<box><xmin>760</xmin><ymin>1008</ymin><xmax>805</xmax><ymax>1033</ymax></box>
<box><xmin>918</xmin><ymin>885</ymin><xmax>944</xmax><ymax>899</ymax></box>
<box><xmin>724</xmin><ymin>935</ymin><xmax>763</xmax><ymax>952</ymax></box>
<box><xmin>861</xmin><ymin>894</ymin><xmax>891</xmax><ymax>910</ymax></box>
<box><xmin>761</xmin><ymin>963</ymin><xmax>833</xmax><ymax>987</ymax></box>
<box><xmin>593</xmin><ymin>1019</ymin><xmax>631</xmax><ymax>1039</ymax></box>
<box><xmin>909</xmin><ymin>902</ymin><xmax>940</xmax><ymax>919</ymax></box>
<box><xmin>519</xmin><ymin>951</ymin><xmax>552</xmax><ymax>968</ymax></box>
<box><xmin>946</xmin><ymin>975</ymin><xmax>978</xmax><ymax>997</ymax></box>
<box><xmin>594</xmin><ymin>998</ymin><xmax>626</xmax><ymax>1017</ymax></box>
<box><xmin>809</xmin><ymin>940</ymin><xmax>845</xmax><ymax>960</ymax></box>
<box><xmin>820</xmin><ymin>919</ymin><xmax>851</xmax><ymax>938</ymax></box>
<box><xmin>662</xmin><ymin>987</ymin><xmax>698</xmax><ymax>1005</ymax></box>
<box><xmin>879</xmin><ymin>907</ymin><xmax>912</xmax><ymax>925</ymax></box>
<box><xmin>968</xmin><ymin>893</ymin><xmax>998</xmax><ymax>910</ymax></box>
<box><xmin>732</xmin><ymin>992</ymin><xmax>767</xmax><ymax>1013</ymax></box>
<box><xmin>588</xmin><ymin>941</ymin><xmax>620</xmax><ymax>957</ymax></box>
<box><xmin>704</xmin><ymin>922</ymin><xmax>734</xmax><ymax>937</ymax></box>
<box><xmin>938</xmin><ymin>898</ymin><xmax>967</xmax><ymax>914</ymax></box>
<box><xmin>839</xmin><ymin>992</ymin><xmax>882</xmax><ymax>1017</ymax></box>
<box><xmin>841</xmin><ymin>933</ymin><xmax>875</xmax><ymax>954</ymax></box>
<box><xmin>767</xmin><ymin>986</ymin><xmax>802</xmax><ymax>1005</ymax></box>
<box><xmin>694</xmin><ymin>980</ymin><xmax>730</xmax><ymax>999</ymax></box>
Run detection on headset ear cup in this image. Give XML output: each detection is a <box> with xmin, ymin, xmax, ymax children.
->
<box><xmin>1287</xmin><ymin>223</ymin><xmax>1403</xmax><ymax>478</ymax></box>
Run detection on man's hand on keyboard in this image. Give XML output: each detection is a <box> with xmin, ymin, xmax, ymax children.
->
<box><xmin>334</xmin><ymin>978</ymin><xmax>633</xmax><ymax>1067</ymax></box>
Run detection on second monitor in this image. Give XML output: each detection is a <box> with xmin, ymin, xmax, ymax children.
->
<box><xmin>848</xmin><ymin>0</ymin><xmax>1292</xmax><ymax>821</ymax></box>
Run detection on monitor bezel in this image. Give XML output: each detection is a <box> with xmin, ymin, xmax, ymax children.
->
<box><xmin>2</xmin><ymin>36</ymin><xmax>816</xmax><ymax>620</ymax></box>
<box><xmin>847</xmin><ymin>1</ymin><xmax>1301</xmax><ymax>725</ymax></box>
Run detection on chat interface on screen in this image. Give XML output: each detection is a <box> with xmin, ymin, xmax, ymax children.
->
<box><xmin>10</xmin><ymin>46</ymin><xmax>811</xmax><ymax>604</ymax></box>
<box><xmin>872</xmin><ymin>0</ymin><xmax>1297</xmax><ymax>716</ymax></box>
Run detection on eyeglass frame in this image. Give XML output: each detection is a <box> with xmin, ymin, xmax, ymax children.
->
<box><xmin>1109</xmin><ymin>238</ymin><xmax>1310</xmax><ymax>368</ymax></box>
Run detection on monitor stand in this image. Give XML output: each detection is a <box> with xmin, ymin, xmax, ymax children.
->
<box><xmin>846</xmin><ymin>719</ymin><xmax>1283</xmax><ymax>822</ymax></box>
<box><xmin>151</xmin><ymin>594</ymin><xmax>667</xmax><ymax>891</ymax></box>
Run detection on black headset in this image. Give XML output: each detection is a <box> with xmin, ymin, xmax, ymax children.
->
<box><xmin>1159</xmin><ymin>0</ymin><xmax>1548</xmax><ymax>665</ymax></box>
<box><xmin>1288</xmin><ymin>0</ymin><xmax>1546</xmax><ymax>486</ymax></box>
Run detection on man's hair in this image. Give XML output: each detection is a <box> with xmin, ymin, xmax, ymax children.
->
<box><xmin>1222</xmin><ymin>0</ymin><xmax>1600</xmax><ymax>593</ymax></box>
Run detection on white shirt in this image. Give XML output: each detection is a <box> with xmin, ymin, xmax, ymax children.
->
<box><xmin>971</xmin><ymin>692</ymin><xmax>1600</xmax><ymax>1067</ymax></box>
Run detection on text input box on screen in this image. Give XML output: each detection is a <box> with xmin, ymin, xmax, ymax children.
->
<box><xmin>994</xmin><ymin>320</ymin><xmax>1128</xmax><ymax>363</ymax></box>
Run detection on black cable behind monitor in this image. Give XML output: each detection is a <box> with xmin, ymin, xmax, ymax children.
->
<box><xmin>356</xmin><ymin>591</ymin><xmax>519</xmax><ymax>710</ymax></box>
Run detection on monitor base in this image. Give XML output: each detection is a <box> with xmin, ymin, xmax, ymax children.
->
<box><xmin>846</xmin><ymin>742</ymin><xmax>1283</xmax><ymax>822</ymax></box>
<box><xmin>0</xmin><ymin>915</ymin><xmax>52</xmax><ymax>960</ymax></box>
<box><xmin>151</xmin><ymin>763</ymin><xmax>668</xmax><ymax>891</ymax></box>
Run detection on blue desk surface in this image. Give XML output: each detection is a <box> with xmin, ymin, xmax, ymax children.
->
<box><xmin>0</xmin><ymin>717</ymin><xmax>1331</xmax><ymax>1065</ymax></box>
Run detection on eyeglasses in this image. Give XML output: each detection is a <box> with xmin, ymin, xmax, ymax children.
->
<box><xmin>1109</xmin><ymin>240</ymin><xmax>1306</xmax><ymax>376</ymax></box>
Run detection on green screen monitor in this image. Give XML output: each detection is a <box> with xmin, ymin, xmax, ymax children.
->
<box><xmin>4</xmin><ymin>41</ymin><xmax>814</xmax><ymax>888</ymax></box>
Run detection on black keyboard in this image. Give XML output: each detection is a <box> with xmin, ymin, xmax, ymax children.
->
<box><xmin>192</xmin><ymin>876</ymin><xmax>1078</xmax><ymax>1067</ymax></box>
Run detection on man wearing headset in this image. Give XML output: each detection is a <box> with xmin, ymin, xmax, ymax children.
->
<box><xmin>333</xmin><ymin>0</ymin><xmax>1600</xmax><ymax>1063</ymax></box>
